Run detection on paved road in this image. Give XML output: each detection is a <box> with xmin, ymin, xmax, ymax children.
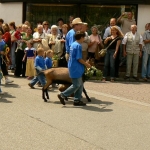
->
<box><xmin>0</xmin><ymin>75</ymin><xmax>150</xmax><ymax>150</ymax></box>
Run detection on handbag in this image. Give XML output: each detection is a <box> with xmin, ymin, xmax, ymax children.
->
<box><xmin>99</xmin><ymin>37</ymin><xmax>119</xmax><ymax>57</ymax></box>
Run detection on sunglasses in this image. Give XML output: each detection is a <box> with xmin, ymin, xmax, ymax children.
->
<box><xmin>44</xmin><ymin>24</ymin><xmax>49</xmax><ymax>25</ymax></box>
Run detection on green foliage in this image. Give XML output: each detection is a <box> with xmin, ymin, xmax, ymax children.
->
<box><xmin>84</xmin><ymin>66</ymin><xmax>103</xmax><ymax>80</ymax></box>
<box><xmin>52</xmin><ymin>55</ymin><xmax>59</xmax><ymax>60</ymax></box>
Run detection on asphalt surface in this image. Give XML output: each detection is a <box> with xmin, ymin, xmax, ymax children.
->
<box><xmin>0</xmin><ymin>75</ymin><xmax>150</xmax><ymax>150</ymax></box>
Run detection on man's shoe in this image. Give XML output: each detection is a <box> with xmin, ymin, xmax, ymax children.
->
<box><xmin>57</xmin><ymin>94</ymin><xmax>65</xmax><ymax>105</ymax></box>
<box><xmin>73</xmin><ymin>101</ymin><xmax>86</xmax><ymax>106</ymax></box>
<box><xmin>133</xmin><ymin>76</ymin><xmax>139</xmax><ymax>81</ymax></box>
<box><xmin>5</xmin><ymin>79</ymin><xmax>14</xmax><ymax>84</ymax></box>
<box><xmin>124</xmin><ymin>76</ymin><xmax>130</xmax><ymax>80</ymax></box>
<box><xmin>28</xmin><ymin>83</ymin><xmax>35</xmax><ymax>89</ymax></box>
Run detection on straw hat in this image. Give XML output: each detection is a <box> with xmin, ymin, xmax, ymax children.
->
<box><xmin>83</xmin><ymin>22</ymin><xmax>88</xmax><ymax>25</ymax></box>
<box><xmin>72</xmin><ymin>18</ymin><xmax>83</xmax><ymax>25</ymax></box>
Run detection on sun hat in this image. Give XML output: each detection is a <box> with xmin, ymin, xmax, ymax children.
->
<box><xmin>72</xmin><ymin>18</ymin><xmax>83</xmax><ymax>25</ymax></box>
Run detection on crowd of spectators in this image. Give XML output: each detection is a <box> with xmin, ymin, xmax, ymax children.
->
<box><xmin>0</xmin><ymin>12</ymin><xmax>150</xmax><ymax>95</ymax></box>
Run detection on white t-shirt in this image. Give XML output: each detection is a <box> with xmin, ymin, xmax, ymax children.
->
<box><xmin>33</xmin><ymin>32</ymin><xmax>46</xmax><ymax>49</ymax></box>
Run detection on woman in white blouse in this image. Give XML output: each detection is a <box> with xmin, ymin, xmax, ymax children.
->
<box><xmin>47</xmin><ymin>25</ymin><xmax>62</xmax><ymax>57</ymax></box>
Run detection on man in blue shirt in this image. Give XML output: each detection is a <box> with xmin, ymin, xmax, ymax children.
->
<box><xmin>65</xmin><ymin>18</ymin><xmax>83</xmax><ymax>61</ymax></box>
<box><xmin>58</xmin><ymin>31</ymin><xmax>91</xmax><ymax>106</ymax></box>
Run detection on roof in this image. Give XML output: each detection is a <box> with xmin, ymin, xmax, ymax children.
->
<box><xmin>0</xmin><ymin>0</ymin><xmax>149</xmax><ymax>4</ymax></box>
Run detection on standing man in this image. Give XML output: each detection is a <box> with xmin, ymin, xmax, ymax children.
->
<box><xmin>117</xmin><ymin>12</ymin><xmax>136</xmax><ymax>35</ymax></box>
<box><xmin>141</xmin><ymin>23</ymin><xmax>150</xmax><ymax>81</ymax></box>
<box><xmin>103</xmin><ymin>18</ymin><xmax>121</xmax><ymax>40</ymax></box>
<box><xmin>33</xmin><ymin>25</ymin><xmax>46</xmax><ymax>50</ymax></box>
<box><xmin>65</xmin><ymin>18</ymin><xmax>83</xmax><ymax>61</ymax></box>
<box><xmin>122</xmin><ymin>25</ymin><xmax>143</xmax><ymax>80</ymax></box>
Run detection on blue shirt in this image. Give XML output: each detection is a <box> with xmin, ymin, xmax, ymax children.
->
<box><xmin>34</xmin><ymin>56</ymin><xmax>46</xmax><ymax>71</ymax></box>
<box><xmin>0</xmin><ymin>40</ymin><xmax>6</xmax><ymax>52</ymax></box>
<box><xmin>68</xmin><ymin>41</ymin><xmax>84</xmax><ymax>78</ymax></box>
<box><xmin>45</xmin><ymin>57</ymin><xmax>53</xmax><ymax>69</ymax></box>
<box><xmin>25</xmin><ymin>47</ymin><xmax>36</xmax><ymax>57</ymax></box>
<box><xmin>65</xmin><ymin>29</ymin><xmax>76</xmax><ymax>53</ymax></box>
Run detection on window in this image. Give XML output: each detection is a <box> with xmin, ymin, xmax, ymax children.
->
<box><xmin>26</xmin><ymin>3</ymin><xmax>137</xmax><ymax>34</ymax></box>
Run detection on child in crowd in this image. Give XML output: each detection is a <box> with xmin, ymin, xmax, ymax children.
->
<box><xmin>28</xmin><ymin>48</ymin><xmax>46</xmax><ymax>88</ymax></box>
<box><xmin>44</xmin><ymin>50</ymin><xmax>58</xmax><ymax>88</ymax></box>
<box><xmin>22</xmin><ymin>41</ymin><xmax>36</xmax><ymax>79</ymax></box>
<box><xmin>45</xmin><ymin>50</ymin><xmax>53</xmax><ymax>69</ymax></box>
<box><xmin>14</xmin><ymin>25</ymin><xmax>22</xmax><ymax>50</ymax></box>
<box><xmin>57</xmin><ymin>31</ymin><xmax>91</xmax><ymax>106</ymax></box>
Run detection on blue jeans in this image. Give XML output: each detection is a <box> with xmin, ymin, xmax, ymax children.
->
<box><xmin>141</xmin><ymin>51</ymin><xmax>150</xmax><ymax>78</ymax></box>
<box><xmin>61</xmin><ymin>77</ymin><xmax>83</xmax><ymax>101</ymax></box>
<box><xmin>30</xmin><ymin>70</ymin><xmax>46</xmax><ymax>86</ymax></box>
<box><xmin>10</xmin><ymin>42</ymin><xmax>16</xmax><ymax>68</ymax></box>
<box><xmin>103</xmin><ymin>49</ymin><xmax>116</xmax><ymax>79</ymax></box>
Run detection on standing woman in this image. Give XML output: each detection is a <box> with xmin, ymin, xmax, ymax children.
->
<box><xmin>57</xmin><ymin>18</ymin><xmax>64</xmax><ymax>36</ymax></box>
<box><xmin>58</xmin><ymin>24</ymin><xmax>68</xmax><ymax>67</ymax></box>
<box><xmin>42</xmin><ymin>21</ymin><xmax>51</xmax><ymax>35</ymax></box>
<box><xmin>47</xmin><ymin>25</ymin><xmax>62</xmax><ymax>57</ymax></box>
<box><xmin>15</xmin><ymin>27</ymin><xmax>33</xmax><ymax>77</ymax></box>
<box><xmin>88</xmin><ymin>26</ymin><xmax>103</xmax><ymax>59</ymax></box>
<box><xmin>1</xmin><ymin>25</ymin><xmax>13</xmax><ymax>84</ymax></box>
<box><xmin>102</xmin><ymin>26</ymin><xmax>123</xmax><ymax>82</ymax></box>
<box><xmin>81</xmin><ymin>23</ymin><xmax>90</xmax><ymax>61</ymax></box>
<box><xmin>2</xmin><ymin>23</ymin><xmax>11</xmax><ymax>67</ymax></box>
<box><xmin>9</xmin><ymin>22</ymin><xmax>17</xmax><ymax>70</ymax></box>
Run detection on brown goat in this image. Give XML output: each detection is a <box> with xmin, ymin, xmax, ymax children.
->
<box><xmin>42</xmin><ymin>67</ymin><xmax>91</xmax><ymax>102</ymax></box>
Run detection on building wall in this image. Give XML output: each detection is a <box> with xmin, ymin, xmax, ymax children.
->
<box><xmin>0</xmin><ymin>2</ymin><xmax>23</xmax><ymax>25</ymax></box>
<box><xmin>137</xmin><ymin>5</ymin><xmax>150</xmax><ymax>34</ymax></box>
<box><xmin>0</xmin><ymin>2</ymin><xmax>150</xmax><ymax>34</ymax></box>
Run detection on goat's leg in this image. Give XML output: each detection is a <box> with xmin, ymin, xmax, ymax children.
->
<box><xmin>42</xmin><ymin>88</ymin><xmax>47</xmax><ymax>102</ymax></box>
<box><xmin>83</xmin><ymin>86</ymin><xmax>91</xmax><ymax>102</ymax></box>
<box><xmin>45</xmin><ymin>88</ymin><xmax>49</xmax><ymax>99</ymax></box>
<box><xmin>42</xmin><ymin>80</ymin><xmax>52</xmax><ymax>102</ymax></box>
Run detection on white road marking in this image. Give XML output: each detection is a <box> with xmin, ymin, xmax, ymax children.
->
<box><xmin>87</xmin><ymin>89</ymin><xmax>150</xmax><ymax>107</ymax></box>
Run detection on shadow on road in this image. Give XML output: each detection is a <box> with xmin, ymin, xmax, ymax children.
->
<box><xmin>1</xmin><ymin>83</ymin><xmax>20</xmax><ymax>88</ymax></box>
<box><xmin>0</xmin><ymin>98</ymin><xmax>12</xmax><ymax>103</ymax></box>
<box><xmin>53</xmin><ymin>96</ymin><xmax>113</xmax><ymax>112</ymax></box>
<box><xmin>0</xmin><ymin>92</ymin><xmax>15</xmax><ymax>103</ymax></box>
